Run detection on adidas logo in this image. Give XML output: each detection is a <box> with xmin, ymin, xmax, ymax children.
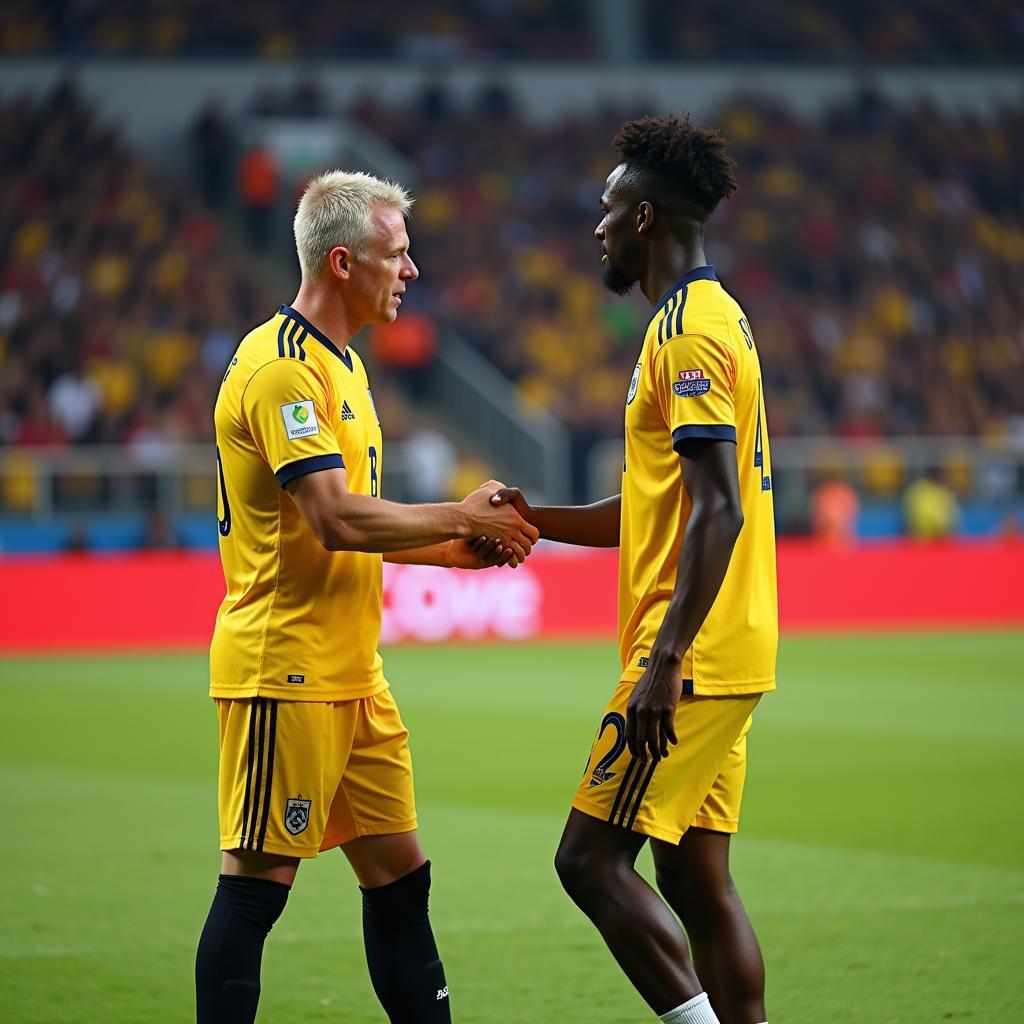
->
<box><xmin>341</xmin><ymin>401</ymin><xmax>356</xmax><ymax>422</ymax></box>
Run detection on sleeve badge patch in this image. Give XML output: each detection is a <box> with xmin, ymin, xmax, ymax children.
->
<box><xmin>280</xmin><ymin>399</ymin><xmax>320</xmax><ymax>440</ymax></box>
<box><xmin>626</xmin><ymin>363</ymin><xmax>642</xmax><ymax>405</ymax></box>
<box><xmin>673</xmin><ymin>369</ymin><xmax>711</xmax><ymax>397</ymax></box>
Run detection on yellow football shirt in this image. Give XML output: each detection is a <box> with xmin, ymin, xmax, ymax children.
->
<box><xmin>210</xmin><ymin>305</ymin><xmax>387</xmax><ymax>702</ymax></box>
<box><xmin>618</xmin><ymin>266</ymin><xmax>777</xmax><ymax>695</ymax></box>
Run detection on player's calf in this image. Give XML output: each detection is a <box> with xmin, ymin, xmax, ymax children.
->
<box><xmin>361</xmin><ymin>860</ymin><xmax>451</xmax><ymax>1023</ymax></box>
<box><xmin>195</xmin><ymin>873</ymin><xmax>290</xmax><ymax>1024</ymax></box>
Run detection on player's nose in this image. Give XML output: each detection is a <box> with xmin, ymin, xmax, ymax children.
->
<box><xmin>594</xmin><ymin>220</ymin><xmax>605</xmax><ymax>242</ymax></box>
<box><xmin>402</xmin><ymin>255</ymin><xmax>419</xmax><ymax>280</ymax></box>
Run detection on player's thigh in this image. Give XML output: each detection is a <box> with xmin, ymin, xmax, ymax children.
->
<box><xmin>321</xmin><ymin>687</ymin><xmax>418</xmax><ymax>853</ymax></box>
<box><xmin>690</xmin><ymin>710</ymin><xmax>754</xmax><ymax>836</ymax></box>
<box><xmin>216</xmin><ymin>696</ymin><xmax>355</xmax><ymax>860</ymax></box>
<box><xmin>571</xmin><ymin>685</ymin><xmax>759</xmax><ymax>845</ymax></box>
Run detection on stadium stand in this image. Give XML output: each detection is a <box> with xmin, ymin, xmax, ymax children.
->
<box><xmin>1</xmin><ymin>78</ymin><xmax>1022</xmax><ymax>537</ymax></box>
<box><xmin>3</xmin><ymin>0</ymin><xmax>1020</xmax><ymax>58</ymax></box>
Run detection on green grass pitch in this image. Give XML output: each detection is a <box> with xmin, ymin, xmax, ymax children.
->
<box><xmin>2</xmin><ymin>632</ymin><xmax>1023</xmax><ymax>1022</ymax></box>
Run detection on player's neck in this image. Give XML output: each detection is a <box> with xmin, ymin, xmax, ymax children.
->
<box><xmin>641</xmin><ymin>244</ymin><xmax>707</xmax><ymax>308</ymax></box>
<box><xmin>289</xmin><ymin>286</ymin><xmax>358</xmax><ymax>351</ymax></box>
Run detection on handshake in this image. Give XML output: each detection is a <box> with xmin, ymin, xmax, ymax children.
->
<box><xmin>452</xmin><ymin>481</ymin><xmax>539</xmax><ymax>571</ymax></box>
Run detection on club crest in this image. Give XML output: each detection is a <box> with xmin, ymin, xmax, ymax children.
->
<box><xmin>626</xmin><ymin>363</ymin><xmax>641</xmax><ymax>405</ymax></box>
<box><xmin>284</xmin><ymin>797</ymin><xmax>311</xmax><ymax>836</ymax></box>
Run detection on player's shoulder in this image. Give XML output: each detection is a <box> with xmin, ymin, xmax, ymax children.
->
<box><xmin>646</xmin><ymin>265</ymin><xmax>740</xmax><ymax>355</ymax></box>
<box><xmin>232</xmin><ymin>307</ymin><xmax>334</xmax><ymax>389</ymax></box>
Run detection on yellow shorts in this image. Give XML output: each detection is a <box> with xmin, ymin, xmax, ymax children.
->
<box><xmin>216</xmin><ymin>688</ymin><xmax>417</xmax><ymax>858</ymax></box>
<box><xmin>571</xmin><ymin>683</ymin><xmax>761</xmax><ymax>844</ymax></box>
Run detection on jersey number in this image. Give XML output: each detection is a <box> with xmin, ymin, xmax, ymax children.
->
<box><xmin>588</xmin><ymin>712</ymin><xmax>627</xmax><ymax>787</ymax></box>
<box><xmin>754</xmin><ymin>379</ymin><xmax>771</xmax><ymax>492</ymax></box>
<box><xmin>368</xmin><ymin>445</ymin><xmax>379</xmax><ymax>498</ymax></box>
<box><xmin>215</xmin><ymin>446</ymin><xmax>231</xmax><ymax>536</ymax></box>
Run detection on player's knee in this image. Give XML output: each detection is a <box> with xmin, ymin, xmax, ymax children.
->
<box><xmin>361</xmin><ymin>859</ymin><xmax>431</xmax><ymax>919</ymax></box>
<box><xmin>554</xmin><ymin>840</ymin><xmax>603</xmax><ymax>902</ymax></box>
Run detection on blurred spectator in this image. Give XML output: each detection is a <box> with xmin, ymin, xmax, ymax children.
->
<box><xmin>190</xmin><ymin>101</ymin><xmax>233</xmax><ymax>209</ymax></box>
<box><xmin>810</xmin><ymin>475</ymin><xmax>861</xmax><ymax>546</ymax></box>
<box><xmin>237</xmin><ymin>141</ymin><xmax>279</xmax><ymax>249</ymax></box>
<box><xmin>403</xmin><ymin>427</ymin><xmax>458</xmax><ymax>503</ymax></box>
<box><xmin>370</xmin><ymin>312</ymin><xmax>438</xmax><ymax>398</ymax></box>
<box><xmin>139</xmin><ymin>509</ymin><xmax>181</xmax><ymax>550</ymax></box>
<box><xmin>904</xmin><ymin>469</ymin><xmax>961</xmax><ymax>540</ymax></box>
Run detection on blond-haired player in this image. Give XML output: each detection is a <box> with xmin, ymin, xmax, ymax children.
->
<box><xmin>494</xmin><ymin>117</ymin><xmax>777</xmax><ymax>1024</ymax></box>
<box><xmin>195</xmin><ymin>170</ymin><xmax>538</xmax><ymax>1024</ymax></box>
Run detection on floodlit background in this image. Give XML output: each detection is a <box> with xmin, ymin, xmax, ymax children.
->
<box><xmin>0</xmin><ymin>3</ymin><xmax>1022</xmax><ymax>1022</ymax></box>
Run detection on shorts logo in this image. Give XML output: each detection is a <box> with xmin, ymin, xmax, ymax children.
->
<box><xmin>674</xmin><ymin>370</ymin><xmax>711</xmax><ymax>398</ymax></box>
<box><xmin>284</xmin><ymin>797</ymin><xmax>311</xmax><ymax>836</ymax></box>
<box><xmin>436</xmin><ymin>987</ymin><xmax>449</xmax><ymax>1001</ymax></box>
<box><xmin>626</xmin><ymin>363</ymin><xmax>641</xmax><ymax>405</ymax></box>
<box><xmin>286</xmin><ymin>673</ymin><xmax>304</xmax><ymax>684</ymax></box>
<box><xmin>281</xmin><ymin>400</ymin><xmax>320</xmax><ymax>440</ymax></box>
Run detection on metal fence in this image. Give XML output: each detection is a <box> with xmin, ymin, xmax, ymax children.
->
<box><xmin>2</xmin><ymin>435</ymin><xmax>1021</xmax><ymax>539</ymax></box>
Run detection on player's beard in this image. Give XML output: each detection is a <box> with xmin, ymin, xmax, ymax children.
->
<box><xmin>601</xmin><ymin>256</ymin><xmax>636</xmax><ymax>296</ymax></box>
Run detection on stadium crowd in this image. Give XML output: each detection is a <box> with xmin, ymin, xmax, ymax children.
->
<box><xmin>1</xmin><ymin>81</ymin><xmax>1022</xmax><ymax>510</ymax></box>
<box><xmin>345</xmin><ymin>85</ymin><xmax>1024</xmax><ymax>449</ymax></box>
<box><xmin>0</xmin><ymin>82</ymin><xmax>268</xmax><ymax>452</ymax></box>
<box><xmin>2</xmin><ymin>0</ymin><xmax>1020</xmax><ymax>58</ymax></box>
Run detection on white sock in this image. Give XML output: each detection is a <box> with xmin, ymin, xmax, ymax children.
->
<box><xmin>658</xmin><ymin>991</ymin><xmax>720</xmax><ymax>1023</ymax></box>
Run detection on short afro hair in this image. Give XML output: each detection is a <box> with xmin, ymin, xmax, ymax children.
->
<box><xmin>613</xmin><ymin>114</ymin><xmax>738</xmax><ymax>220</ymax></box>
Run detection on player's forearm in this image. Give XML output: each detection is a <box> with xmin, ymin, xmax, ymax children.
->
<box><xmin>532</xmin><ymin>495</ymin><xmax>621</xmax><ymax>547</ymax></box>
<box><xmin>383</xmin><ymin>542</ymin><xmax>453</xmax><ymax>567</ymax></box>
<box><xmin>322</xmin><ymin>493</ymin><xmax>469</xmax><ymax>553</ymax></box>
<box><xmin>649</xmin><ymin>501</ymin><xmax>744</xmax><ymax>664</ymax></box>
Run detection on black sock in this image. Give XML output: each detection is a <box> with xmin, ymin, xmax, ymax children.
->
<box><xmin>361</xmin><ymin>860</ymin><xmax>451</xmax><ymax>1023</ymax></box>
<box><xmin>195</xmin><ymin>874</ymin><xmax>290</xmax><ymax>1024</ymax></box>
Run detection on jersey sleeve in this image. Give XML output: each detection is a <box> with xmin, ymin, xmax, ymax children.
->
<box><xmin>241</xmin><ymin>359</ymin><xmax>344</xmax><ymax>487</ymax></box>
<box><xmin>652</xmin><ymin>332</ymin><xmax>738</xmax><ymax>452</ymax></box>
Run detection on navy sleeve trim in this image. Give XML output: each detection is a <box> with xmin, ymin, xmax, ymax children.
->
<box><xmin>275</xmin><ymin>453</ymin><xmax>345</xmax><ymax>488</ymax></box>
<box><xmin>672</xmin><ymin>424</ymin><xmax>737</xmax><ymax>452</ymax></box>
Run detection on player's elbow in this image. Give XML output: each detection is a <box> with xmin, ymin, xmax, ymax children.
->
<box><xmin>306</xmin><ymin>512</ymin><xmax>354</xmax><ymax>552</ymax></box>
<box><xmin>694</xmin><ymin>496</ymin><xmax>744</xmax><ymax>537</ymax></box>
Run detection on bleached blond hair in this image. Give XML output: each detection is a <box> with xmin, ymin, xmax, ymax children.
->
<box><xmin>293</xmin><ymin>170</ymin><xmax>413</xmax><ymax>280</ymax></box>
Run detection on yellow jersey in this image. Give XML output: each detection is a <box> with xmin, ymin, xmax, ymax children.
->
<box><xmin>210</xmin><ymin>305</ymin><xmax>387</xmax><ymax>702</ymax></box>
<box><xmin>618</xmin><ymin>266</ymin><xmax>777</xmax><ymax>695</ymax></box>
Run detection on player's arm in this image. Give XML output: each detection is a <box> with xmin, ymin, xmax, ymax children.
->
<box><xmin>624</xmin><ymin>440</ymin><xmax>743</xmax><ymax>760</ymax></box>
<box><xmin>488</xmin><ymin>490</ymin><xmax>621</xmax><ymax>547</ymax></box>
<box><xmin>288</xmin><ymin>469</ymin><xmax>537</xmax><ymax>557</ymax></box>
<box><xmin>625</xmin><ymin>331</ymin><xmax>743</xmax><ymax>761</ymax></box>
<box><xmin>242</xmin><ymin>359</ymin><xmax>537</xmax><ymax>558</ymax></box>
<box><xmin>383</xmin><ymin>536</ymin><xmax>516</xmax><ymax>569</ymax></box>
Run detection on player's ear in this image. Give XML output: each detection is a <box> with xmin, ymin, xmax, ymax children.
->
<box><xmin>636</xmin><ymin>201</ymin><xmax>653</xmax><ymax>235</ymax></box>
<box><xmin>327</xmin><ymin>245</ymin><xmax>352</xmax><ymax>281</ymax></box>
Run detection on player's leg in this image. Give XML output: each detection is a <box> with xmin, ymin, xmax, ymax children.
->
<box><xmin>196</xmin><ymin>696</ymin><xmax>343</xmax><ymax>1024</ymax></box>
<box><xmin>652</xmin><ymin>830</ymin><xmax>765</xmax><ymax>1024</ymax></box>
<box><xmin>195</xmin><ymin>849</ymin><xmax>298</xmax><ymax>1024</ymax></box>
<box><xmin>330</xmin><ymin>690</ymin><xmax>449</xmax><ymax>1023</ymax></box>
<box><xmin>342</xmin><ymin>830</ymin><xmax>449</xmax><ymax>1022</ymax></box>
<box><xmin>554</xmin><ymin>808</ymin><xmax>707</xmax><ymax>1017</ymax></box>
<box><xmin>651</xmin><ymin>714</ymin><xmax>766</xmax><ymax>1024</ymax></box>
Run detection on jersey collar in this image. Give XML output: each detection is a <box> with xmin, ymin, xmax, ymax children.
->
<box><xmin>279</xmin><ymin>304</ymin><xmax>354</xmax><ymax>371</ymax></box>
<box><xmin>650</xmin><ymin>265</ymin><xmax>718</xmax><ymax>323</ymax></box>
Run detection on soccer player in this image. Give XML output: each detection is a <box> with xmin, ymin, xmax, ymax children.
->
<box><xmin>196</xmin><ymin>170</ymin><xmax>539</xmax><ymax>1024</ymax></box>
<box><xmin>493</xmin><ymin>117</ymin><xmax>777</xmax><ymax>1024</ymax></box>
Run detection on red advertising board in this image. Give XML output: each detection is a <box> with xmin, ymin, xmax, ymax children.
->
<box><xmin>0</xmin><ymin>540</ymin><xmax>1020</xmax><ymax>654</ymax></box>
